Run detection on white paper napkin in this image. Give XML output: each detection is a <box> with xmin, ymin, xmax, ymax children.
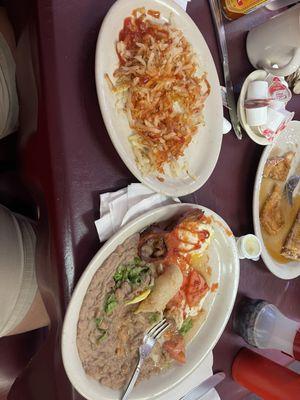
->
<box><xmin>94</xmin><ymin>184</ymin><xmax>221</xmax><ymax>399</ymax></box>
<box><xmin>95</xmin><ymin>183</ymin><xmax>179</xmax><ymax>241</ymax></box>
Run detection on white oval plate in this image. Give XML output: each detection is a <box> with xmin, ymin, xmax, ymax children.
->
<box><xmin>62</xmin><ymin>203</ymin><xmax>239</xmax><ymax>400</ymax></box>
<box><xmin>253</xmin><ymin>120</ymin><xmax>300</xmax><ymax>279</ymax></box>
<box><xmin>95</xmin><ymin>0</ymin><xmax>223</xmax><ymax>197</ymax></box>
<box><xmin>237</xmin><ymin>70</ymin><xmax>269</xmax><ymax>146</ymax></box>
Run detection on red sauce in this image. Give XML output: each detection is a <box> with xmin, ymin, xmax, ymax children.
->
<box><xmin>165</xmin><ymin>226</ymin><xmax>210</xmax><ymax>255</ymax></box>
<box><xmin>119</xmin><ymin>16</ymin><xmax>143</xmax><ymax>48</ymax></box>
<box><xmin>117</xmin><ymin>10</ymin><xmax>168</xmax><ymax>58</ymax></box>
<box><xmin>164</xmin><ymin>210</ymin><xmax>210</xmax><ymax>268</ymax></box>
<box><xmin>211</xmin><ymin>282</ymin><xmax>219</xmax><ymax>292</ymax></box>
<box><xmin>119</xmin><ymin>16</ymin><xmax>149</xmax><ymax>46</ymax></box>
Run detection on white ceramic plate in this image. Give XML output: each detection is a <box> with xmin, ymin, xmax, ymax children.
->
<box><xmin>237</xmin><ymin>70</ymin><xmax>269</xmax><ymax>146</ymax></box>
<box><xmin>62</xmin><ymin>203</ymin><xmax>239</xmax><ymax>400</ymax></box>
<box><xmin>253</xmin><ymin>120</ymin><xmax>300</xmax><ymax>279</ymax></box>
<box><xmin>95</xmin><ymin>0</ymin><xmax>223</xmax><ymax>197</ymax></box>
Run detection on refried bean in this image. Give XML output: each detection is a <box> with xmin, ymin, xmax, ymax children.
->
<box><xmin>77</xmin><ymin>234</ymin><xmax>171</xmax><ymax>390</ymax></box>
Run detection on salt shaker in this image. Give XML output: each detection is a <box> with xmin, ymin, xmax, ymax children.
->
<box><xmin>233</xmin><ymin>297</ymin><xmax>300</xmax><ymax>360</ymax></box>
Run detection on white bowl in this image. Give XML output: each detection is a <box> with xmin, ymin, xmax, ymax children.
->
<box><xmin>62</xmin><ymin>203</ymin><xmax>239</xmax><ymax>400</ymax></box>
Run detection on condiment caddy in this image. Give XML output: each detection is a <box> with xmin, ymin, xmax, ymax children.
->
<box><xmin>238</xmin><ymin>70</ymin><xmax>295</xmax><ymax>145</ymax></box>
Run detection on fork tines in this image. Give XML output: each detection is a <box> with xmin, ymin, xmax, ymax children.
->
<box><xmin>283</xmin><ymin>174</ymin><xmax>300</xmax><ymax>206</ymax></box>
<box><xmin>147</xmin><ymin>318</ymin><xmax>170</xmax><ymax>340</ymax></box>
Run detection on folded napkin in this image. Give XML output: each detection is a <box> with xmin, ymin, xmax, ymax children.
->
<box><xmin>94</xmin><ymin>184</ymin><xmax>221</xmax><ymax>399</ymax></box>
<box><xmin>95</xmin><ymin>183</ymin><xmax>179</xmax><ymax>242</ymax></box>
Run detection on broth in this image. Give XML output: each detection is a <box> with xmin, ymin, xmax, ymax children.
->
<box><xmin>259</xmin><ymin>177</ymin><xmax>300</xmax><ymax>264</ymax></box>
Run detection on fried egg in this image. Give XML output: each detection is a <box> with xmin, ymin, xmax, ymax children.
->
<box><xmin>176</xmin><ymin>222</ymin><xmax>213</xmax><ymax>256</ymax></box>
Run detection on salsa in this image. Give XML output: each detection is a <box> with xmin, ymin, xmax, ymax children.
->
<box><xmin>117</xmin><ymin>9</ymin><xmax>166</xmax><ymax>64</ymax></box>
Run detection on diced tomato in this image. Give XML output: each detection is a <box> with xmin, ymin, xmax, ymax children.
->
<box><xmin>163</xmin><ymin>335</ymin><xmax>186</xmax><ymax>364</ymax></box>
<box><xmin>185</xmin><ymin>269</ymin><xmax>208</xmax><ymax>307</ymax></box>
<box><xmin>181</xmin><ymin>269</ymin><xmax>189</xmax><ymax>289</ymax></box>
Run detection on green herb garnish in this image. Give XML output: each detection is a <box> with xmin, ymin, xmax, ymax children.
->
<box><xmin>104</xmin><ymin>293</ymin><xmax>117</xmax><ymax>314</ymax></box>
<box><xmin>96</xmin><ymin>328</ymin><xmax>108</xmax><ymax>342</ymax></box>
<box><xmin>179</xmin><ymin>318</ymin><xmax>193</xmax><ymax>335</ymax></box>
<box><xmin>134</xmin><ymin>256</ymin><xmax>141</xmax><ymax>265</ymax></box>
<box><xmin>113</xmin><ymin>262</ymin><xmax>149</xmax><ymax>285</ymax></box>
<box><xmin>95</xmin><ymin>317</ymin><xmax>104</xmax><ymax>329</ymax></box>
<box><xmin>148</xmin><ymin>313</ymin><xmax>160</xmax><ymax>324</ymax></box>
<box><xmin>128</xmin><ymin>266</ymin><xmax>143</xmax><ymax>283</ymax></box>
<box><xmin>129</xmin><ymin>266</ymin><xmax>150</xmax><ymax>284</ymax></box>
<box><xmin>113</xmin><ymin>265</ymin><xmax>128</xmax><ymax>282</ymax></box>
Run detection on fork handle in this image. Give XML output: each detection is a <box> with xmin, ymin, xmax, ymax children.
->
<box><xmin>121</xmin><ymin>357</ymin><xmax>143</xmax><ymax>400</ymax></box>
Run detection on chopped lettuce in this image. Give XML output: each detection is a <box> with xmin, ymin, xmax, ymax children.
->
<box><xmin>128</xmin><ymin>266</ymin><xmax>143</xmax><ymax>283</ymax></box>
<box><xmin>114</xmin><ymin>265</ymin><xmax>128</xmax><ymax>282</ymax></box>
<box><xmin>148</xmin><ymin>312</ymin><xmax>160</xmax><ymax>324</ymax></box>
<box><xmin>179</xmin><ymin>317</ymin><xmax>193</xmax><ymax>335</ymax></box>
<box><xmin>134</xmin><ymin>256</ymin><xmax>141</xmax><ymax>265</ymax></box>
<box><xmin>113</xmin><ymin>260</ymin><xmax>149</xmax><ymax>285</ymax></box>
<box><xmin>96</xmin><ymin>328</ymin><xmax>108</xmax><ymax>342</ymax></box>
<box><xmin>95</xmin><ymin>317</ymin><xmax>104</xmax><ymax>329</ymax></box>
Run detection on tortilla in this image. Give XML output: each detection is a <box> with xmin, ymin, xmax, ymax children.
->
<box><xmin>136</xmin><ymin>264</ymin><xmax>183</xmax><ymax>314</ymax></box>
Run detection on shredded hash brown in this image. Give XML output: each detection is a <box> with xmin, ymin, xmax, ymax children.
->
<box><xmin>105</xmin><ymin>8</ymin><xmax>210</xmax><ymax>178</ymax></box>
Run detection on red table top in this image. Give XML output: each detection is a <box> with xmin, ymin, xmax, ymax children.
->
<box><xmin>3</xmin><ymin>1</ymin><xmax>300</xmax><ymax>399</ymax></box>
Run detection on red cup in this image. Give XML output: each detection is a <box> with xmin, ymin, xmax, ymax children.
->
<box><xmin>232</xmin><ymin>348</ymin><xmax>300</xmax><ymax>400</ymax></box>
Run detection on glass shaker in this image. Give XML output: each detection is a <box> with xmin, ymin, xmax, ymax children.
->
<box><xmin>233</xmin><ymin>297</ymin><xmax>300</xmax><ymax>360</ymax></box>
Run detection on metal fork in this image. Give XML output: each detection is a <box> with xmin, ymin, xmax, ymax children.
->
<box><xmin>283</xmin><ymin>175</ymin><xmax>300</xmax><ymax>205</ymax></box>
<box><xmin>121</xmin><ymin>318</ymin><xmax>170</xmax><ymax>400</ymax></box>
